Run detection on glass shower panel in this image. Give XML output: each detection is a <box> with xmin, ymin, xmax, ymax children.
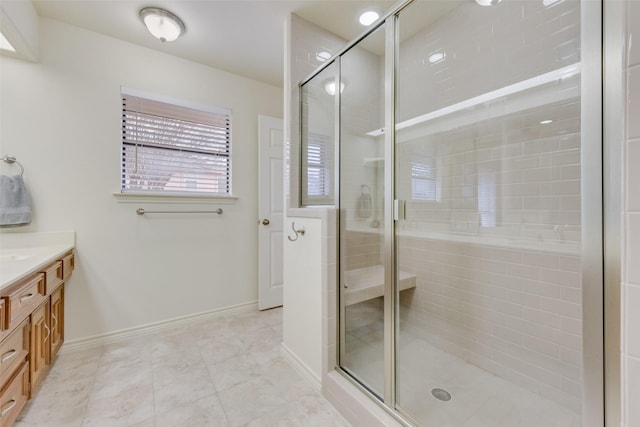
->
<box><xmin>300</xmin><ymin>63</ymin><xmax>336</xmax><ymax>206</ymax></box>
<box><xmin>394</xmin><ymin>1</ymin><xmax>583</xmax><ymax>425</ymax></box>
<box><xmin>339</xmin><ymin>24</ymin><xmax>386</xmax><ymax>399</ymax></box>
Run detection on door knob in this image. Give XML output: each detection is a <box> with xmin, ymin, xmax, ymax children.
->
<box><xmin>262</xmin><ymin>219</ymin><xmax>270</xmax><ymax>226</ymax></box>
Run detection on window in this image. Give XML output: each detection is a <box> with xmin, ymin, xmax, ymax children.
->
<box><xmin>411</xmin><ymin>156</ymin><xmax>437</xmax><ymax>201</ymax></box>
<box><xmin>302</xmin><ymin>132</ymin><xmax>333</xmax><ymax>205</ymax></box>
<box><xmin>121</xmin><ymin>88</ymin><xmax>231</xmax><ymax>195</ymax></box>
<box><xmin>478</xmin><ymin>168</ymin><xmax>497</xmax><ymax>227</ymax></box>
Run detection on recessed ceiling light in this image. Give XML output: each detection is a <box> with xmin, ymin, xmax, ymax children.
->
<box><xmin>0</xmin><ymin>32</ymin><xmax>15</xmax><ymax>52</ymax></box>
<box><xmin>316</xmin><ymin>51</ymin><xmax>331</xmax><ymax>62</ymax></box>
<box><xmin>475</xmin><ymin>0</ymin><xmax>502</xmax><ymax>6</ymax></box>
<box><xmin>324</xmin><ymin>79</ymin><xmax>345</xmax><ymax>95</ymax></box>
<box><xmin>540</xmin><ymin>119</ymin><xmax>553</xmax><ymax>124</ymax></box>
<box><xmin>428</xmin><ymin>52</ymin><xmax>446</xmax><ymax>64</ymax></box>
<box><xmin>359</xmin><ymin>11</ymin><xmax>379</xmax><ymax>26</ymax></box>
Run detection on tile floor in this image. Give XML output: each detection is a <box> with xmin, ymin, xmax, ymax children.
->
<box><xmin>16</xmin><ymin>307</ymin><xmax>350</xmax><ymax>427</ymax></box>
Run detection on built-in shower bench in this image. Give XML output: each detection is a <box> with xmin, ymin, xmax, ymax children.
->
<box><xmin>344</xmin><ymin>265</ymin><xmax>416</xmax><ymax>306</ymax></box>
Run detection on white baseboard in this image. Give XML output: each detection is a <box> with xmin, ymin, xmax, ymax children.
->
<box><xmin>280</xmin><ymin>342</ymin><xmax>322</xmax><ymax>391</ymax></box>
<box><xmin>60</xmin><ymin>301</ymin><xmax>258</xmax><ymax>353</ymax></box>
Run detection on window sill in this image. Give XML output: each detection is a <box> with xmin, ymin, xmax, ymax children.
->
<box><xmin>113</xmin><ymin>192</ymin><xmax>239</xmax><ymax>205</ymax></box>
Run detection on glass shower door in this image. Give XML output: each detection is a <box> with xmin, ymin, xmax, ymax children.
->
<box><xmin>394</xmin><ymin>0</ymin><xmax>585</xmax><ymax>425</ymax></box>
<box><xmin>338</xmin><ymin>24</ymin><xmax>387</xmax><ymax>399</ymax></box>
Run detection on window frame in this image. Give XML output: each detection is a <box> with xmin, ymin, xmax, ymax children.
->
<box><xmin>120</xmin><ymin>87</ymin><xmax>233</xmax><ymax>197</ymax></box>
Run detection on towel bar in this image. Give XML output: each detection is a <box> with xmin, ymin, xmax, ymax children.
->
<box><xmin>136</xmin><ymin>208</ymin><xmax>223</xmax><ymax>215</ymax></box>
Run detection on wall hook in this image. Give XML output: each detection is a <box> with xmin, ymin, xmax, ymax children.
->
<box><xmin>288</xmin><ymin>222</ymin><xmax>306</xmax><ymax>241</ymax></box>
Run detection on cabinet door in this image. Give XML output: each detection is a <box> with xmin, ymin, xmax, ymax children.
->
<box><xmin>30</xmin><ymin>300</ymin><xmax>50</xmax><ymax>397</ymax></box>
<box><xmin>50</xmin><ymin>285</ymin><xmax>64</xmax><ymax>360</ymax></box>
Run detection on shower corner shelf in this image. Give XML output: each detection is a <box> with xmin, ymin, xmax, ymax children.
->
<box><xmin>344</xmin><ymin>265</ymin><xmax>416</xmax><ymax>306</ymax></box>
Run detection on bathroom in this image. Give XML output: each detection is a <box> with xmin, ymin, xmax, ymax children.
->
<box><xmin>0</xmin><ymin>0</ymin><xmax>637</xmax><ymax>426</ymax></box>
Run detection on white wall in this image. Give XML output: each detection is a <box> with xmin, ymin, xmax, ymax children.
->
<box><xmin>623</xmin><ymin>1</ymin><xmax>640</xmax><ymax>426</ymax></box>
<box><xmin>0</xmin><ymin>17</ymin><xmax>282</xmax><ymax>342</ymax></box>
<box><xmin>282</xmin><ymin>216</ymin><xmax>324</xmax><ymax>382</ymax></box>
<box><xmin>281</xmin><ymin>14</ymin><xmax>345</xmax><ymax>383</ymax></box>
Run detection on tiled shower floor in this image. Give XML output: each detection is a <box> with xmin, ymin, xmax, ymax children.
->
<box><xmin>345</xmin><ymin>310</ymin><xmax>582</xmax><ymax>427</ymax></box>
<box><xmin>16</xmin><ymin>307</ymin><xmax>349</xmax><ymax>427</ymax></box>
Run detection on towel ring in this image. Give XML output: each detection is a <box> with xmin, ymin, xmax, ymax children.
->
<box><xmin>1</xmin><ymin>156</ymin><xmax>24</xmax><ymax>176</ymax></box>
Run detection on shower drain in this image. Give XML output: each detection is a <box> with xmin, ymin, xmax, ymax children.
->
<box><xmin>431</xmin><ymin>388</ymin><xmax>452</xmax><ymax>402</ymax></box>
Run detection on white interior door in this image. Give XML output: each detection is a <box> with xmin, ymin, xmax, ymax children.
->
<box><xmin>258</xmin><ymin>115</ymin><xmax>284</xmax><ymax>310</ymax></box>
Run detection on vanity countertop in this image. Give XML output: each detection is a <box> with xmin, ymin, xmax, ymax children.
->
<box><xmin>0</xmin><ymin>231</ymin><xmax>75</xmax><ymax>290</ymax></box>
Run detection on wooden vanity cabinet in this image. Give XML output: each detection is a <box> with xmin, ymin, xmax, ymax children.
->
<box><xmin>0</xmin><ymin>250</ymin><xmax>73</xmax><ymax>426</ymax></box>
<box><xmin>29</xmin><ymin>300</ymin><xmax>50</xmax><ymax>397</ymax></box>
<box><xmin>50</xmin><ymin>286</ymin><xmax>64</xmax><ymax>360</ymax></box>
<box><xmin>0</xmin><ymin>362</ymin><xmax>29</xmax><ymax>427</ymax></box>
<box><xmin>0</xmin><ymin>319</ymin><xmax>29</xmax><ymax>388</ymax></box>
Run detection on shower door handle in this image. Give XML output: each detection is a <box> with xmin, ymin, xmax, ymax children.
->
<box><xmin>394</xmin><ymin>200</ymin><xmax>406</xmax><ymax>221</ymax></box>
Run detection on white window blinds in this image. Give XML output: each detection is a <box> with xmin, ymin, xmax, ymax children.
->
<box><xmin>306</xmin><ymin>133</ymin><xmax>331</xmax><ymax>198</ymax></box>
<box><xmin>302</xmin><ymin>132</ymin><xmax>332</xmax><ymax>205</ymax></box>
<box><xmin>411</xmin><ymin>157</ymin><xmax>437</xmax><ymax>201</ymax></box>
<box><xmin>121</xmin><ymin>90</ymin><xmax>231</xmax><ymax>195</ymax></box>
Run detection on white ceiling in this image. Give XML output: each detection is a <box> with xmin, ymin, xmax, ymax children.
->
<box><xmin>32</xmin><ymin>0</ymin><xmax>403</xmax><ymax>88</ymax></box>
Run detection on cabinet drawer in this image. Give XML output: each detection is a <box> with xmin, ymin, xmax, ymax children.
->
<box><xmin>0</xmin><ymin>362</ymin><xmax>28</xmax><ymax>427</ymax></box>
<box><xmin>60</xmin><ymin>252</ymin><xmax>74</xmax><ymax>281</ymax></box>
<box><xmin>7</xmin><ymin>274</ymin><xmax>45</xmax><ymax>327</ymax></box>
<box><xmin>42</xmin><ymin>261</ymin><xmax>63</xmax><ymax>295</ymax></box>
<box><xmin>0</xmin><ymin>319</ymin><xmax>29</xmax><ymax>389</ymax></box>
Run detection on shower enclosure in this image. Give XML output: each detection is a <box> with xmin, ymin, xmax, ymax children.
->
<box><xmin>300</xmin><ymin>0</ymin><xmax>602</xmax><ymax>425</ymax></box>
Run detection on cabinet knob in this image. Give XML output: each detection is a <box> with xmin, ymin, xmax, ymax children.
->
<box><xmin>262</xmin><ymin>219</ymin><xmax>270</xmax><ymax>226</ymax></box>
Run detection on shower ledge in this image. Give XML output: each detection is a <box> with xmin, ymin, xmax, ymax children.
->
<box><xmin>344</xmin><ymin>265</ymin><xmax>416</xmax><ymax>306</ymax></box>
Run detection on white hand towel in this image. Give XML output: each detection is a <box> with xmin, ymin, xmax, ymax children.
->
<box><xmin>0</xmin><ymin>175</ymin><xmax>32</xmax><ymax>226</ymax></box>
<box><xmin>357</xmin><ymin>185</ymin><xmax>372</xmax><ymax>219</ymax></box>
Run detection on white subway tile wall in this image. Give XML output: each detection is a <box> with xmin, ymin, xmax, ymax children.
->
<box><xmin>344</xmin><ymin>231</ymin><xmax>383</xmax><ymax>270</ymax></box>
<box><xmin>396</xmin><ymin>0</ymin><xmax>580</xmax><ymax>123</ymax></box>
<box><xmin>397</xmin><ymin>236</ymin><xmax>582</xmax><ymax>411</ymax></box>
<box><xmin>394</xmin><ymin>0</ymin><xmax>584</xmax><ymax>419</ymax></box>
<box><xmin>625</xmin><ymin>1</ymin><xmax>640</xmax><ymax>427</ymax></box>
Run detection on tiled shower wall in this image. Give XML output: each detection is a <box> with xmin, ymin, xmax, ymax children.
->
<box><xmin>397</xmin><ymin>99</ymin><xmax>582</xmax><ymax>243</ymax></box>
<box><xmin>397</xmin><ymin>0</ymin><xmax>580</xmax><ymax>122</ymax></box>
<box><xmin>344</xmin><ymin>230</ymin><xmax>382</xmax><ymax>271</ymax></box>
<box><xmin>398</xmin><ymin>237</ymin><xmax>582</xmax><ymax>412</ymax></box>
<box><xmin>623</xmin><ymin>1</ymin><xmax>640</xmax><ymax>426</ymax></box>
<box><xmin>393</xmin><ymin>0</ymin><xmax>584</xmax><ymax>414</ymax></box>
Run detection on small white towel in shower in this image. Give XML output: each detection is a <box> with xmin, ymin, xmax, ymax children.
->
<box><xmin>0</xmin><ymin>175</ymin><xmax>32</xmax><ymax>226</ymax></box>
<box><xmin>357</xmin><ymin>185</ymin><xmax>372</xmax><ymax>219</ymax></box>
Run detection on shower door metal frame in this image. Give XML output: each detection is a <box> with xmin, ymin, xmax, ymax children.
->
<box><xmin>581</xmin><ymin>1</ymin><xmax>605</xmax><ymax>425</ymax></box>
<box><xmin>602</xmin><ymin>0</ymin><xmax>623</xmax><ymax>426</ymax></box>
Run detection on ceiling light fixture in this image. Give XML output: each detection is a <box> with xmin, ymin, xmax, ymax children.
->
<box><xmin>324</xmin><ymin>79</ymin><xmax>345</xmax><ymax>95</ymax></box>
<box><xmin>359</xmin><ymin>11</ymin><xmax>380</xmax><ymax>26</ymax></box>
<box><xmin>139</xmin><ymin>7</ymin><xmax>185</xmax><ymax>43</ymax></box>
<box><xmin>475</xmin><ymin>0</ymin><xmax>502</xmax><ymax>6</ymax></box>
<box><xmin>428</xmin><ymin>52</ymin><xmax>446</xmax><ymax>64</ymax></box>
<box><xmin>316</xmin><ymin>51</ymin><xmax>331</xmax><ymax>62</ymax></box>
